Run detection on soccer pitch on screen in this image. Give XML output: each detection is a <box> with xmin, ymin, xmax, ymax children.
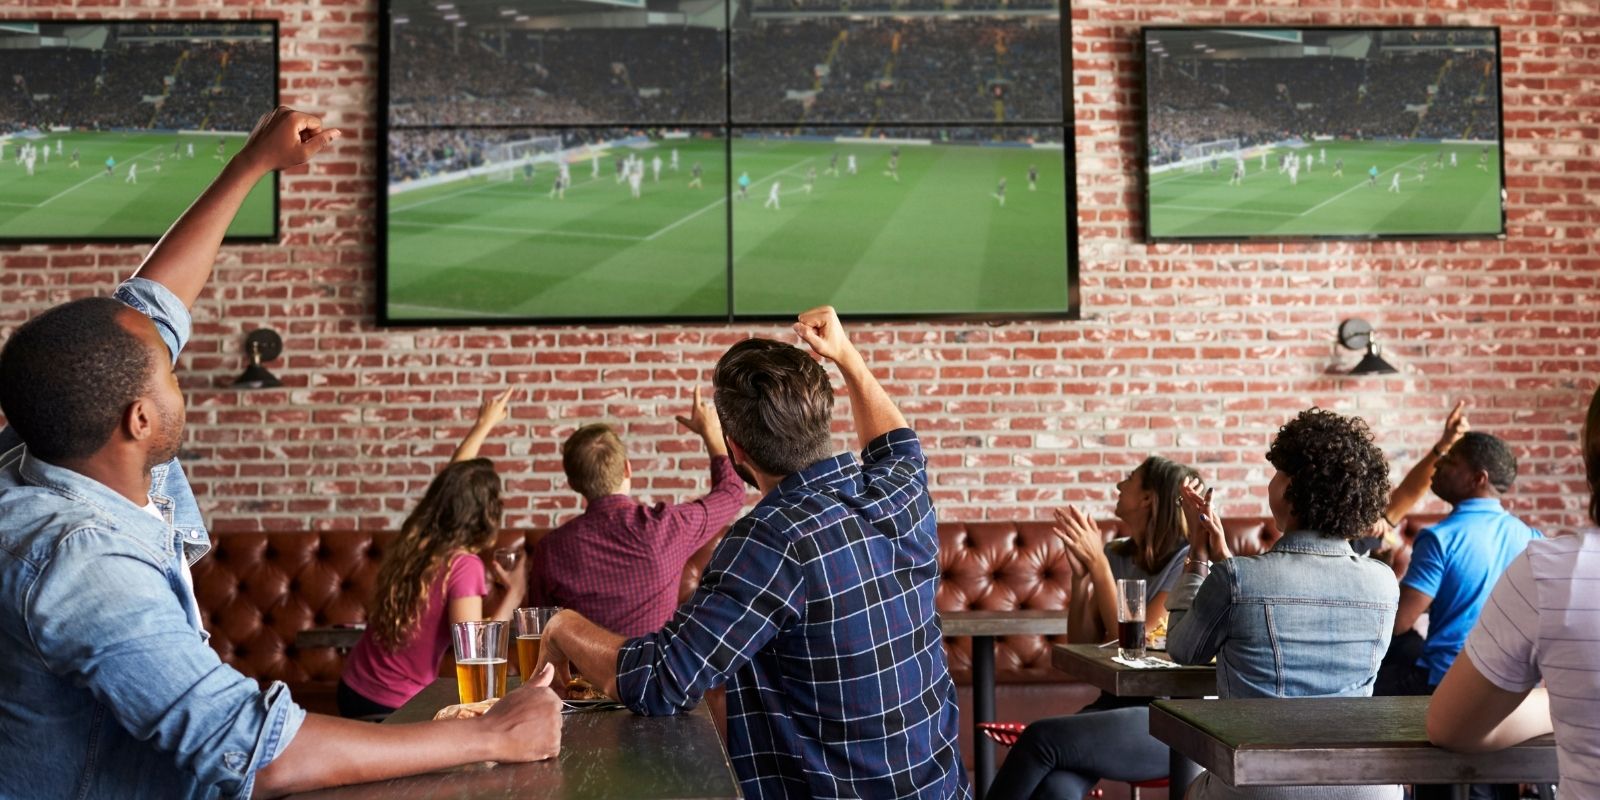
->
<box><xmin>1147</xmin><ymin>141</ymin><xmax>1503</xmax><ymax>240</ymax></box>
<box><xmin>0</xmin><ymin>132</ymin><xmax>273</xmax><ymax>240</ymax></box>
<box><xmin>383</xmin><ymin>132</ymin><xmax>1071</xmax><ymax>321</ymax></box>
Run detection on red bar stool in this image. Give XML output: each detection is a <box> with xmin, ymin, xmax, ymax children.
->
<box><xmin>979</xmin><ymin>723</ymin><xmax>1171</xmax><ymax>799</ymax></box>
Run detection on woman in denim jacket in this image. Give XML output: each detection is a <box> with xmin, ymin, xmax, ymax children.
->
<box><xmin>1167</xmin><ymin>408</ymin><xmax>1401</xmax><ymax>800</ymax></box>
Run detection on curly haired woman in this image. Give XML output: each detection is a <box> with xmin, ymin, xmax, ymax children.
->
<box><xmin>337</xmin><ymin>389</ymin><xmax>528</xmax><ymax>719</ymax></box>
<box><xmin>1168</xmin><ymin>408</ymin><xmax>1400</xmax><ymax>800</ymax></box>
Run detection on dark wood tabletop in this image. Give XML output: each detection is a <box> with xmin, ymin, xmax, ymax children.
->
<box><xmin>1051</xmin><ymin>643</ymin><xmax>1216</xmax><ymax>698</ymax></box>
<box><xmin>1150</xmin><ymin>696</ymin><xmax>1559</xmax><ymax>787</ymax></box>
<box><xmin>940</xmin><ymin>609</ymin><xmax>1071</xmax><ymax>637</ymax></box>
<box><xmin>289</xmin><ymin>678</ymin><xmax>742</xmax><ymax>800</ymax></box>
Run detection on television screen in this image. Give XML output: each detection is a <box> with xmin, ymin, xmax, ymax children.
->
<box><xmin>380</xmin><ymin>0</ymin><xmax>1075</xmax><ymax>325</ymax></box>
<box><xmin>1142</xmin><ymin>27</ymin><xmax>1505</xmax><ymax>242</ymax></box>
<box><xmin>0</xmin><ymin>21</ymin><xmax>278</xmax><ymax>242</ymax></box>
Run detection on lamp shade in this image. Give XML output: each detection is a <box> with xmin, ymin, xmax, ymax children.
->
<box><xmin>1349</xmin><ymin>344</ymin><xmax>1398</xmax><ymax>376</ymax></box>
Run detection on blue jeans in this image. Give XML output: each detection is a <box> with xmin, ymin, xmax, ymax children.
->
<box><xmin>987</xmin><ymin>706</ymin><xmax>1167</xmax><ymax>800</ymax></box>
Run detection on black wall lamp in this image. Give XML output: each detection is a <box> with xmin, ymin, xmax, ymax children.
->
<box><xmin>1338</xmin><ymin>318</ymin><xmax>1398</xmax><ymax>376</ymax></box>
<box><xmin>233</xmin><ymin>329</ymin><xmax>283</xmax><ymax>389</ymax></box>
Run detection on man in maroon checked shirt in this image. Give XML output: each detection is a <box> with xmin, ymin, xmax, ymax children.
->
<box><xmin>528</xmin><ymin>388</ymin><xmax>747</xmax><ymax>637</ymax></box>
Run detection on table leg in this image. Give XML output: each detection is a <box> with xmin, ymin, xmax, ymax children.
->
<box><xmin>1168</xmin><ymin>746</ymin><xmax>1202</xmax><ymax>798</ymax></box>
<box><xmin>972</xmin><ymin>635</ymin><xmax>996</xmax><ymax>800</ymax></box>
<box><xmin>1450</xmin><ymin>787</ymin><xmax>1469</xmax><ymax>800</ymax></box>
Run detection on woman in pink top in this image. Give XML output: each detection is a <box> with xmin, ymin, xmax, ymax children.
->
<box><xmin>339</xmin><ymin>390</ymin><xmax>528</xmax><ymax>718</ymax></box>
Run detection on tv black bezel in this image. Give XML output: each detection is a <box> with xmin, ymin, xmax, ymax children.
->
<box><xmin>374</xmin><ymin>0</ymin><xmax>1079</xmax><ymax>327</ymax></box>
<box><xmin>0</xmin><ymin>18</ymin><xmax>281</xmax><ymax>246</ymax></box>
<box><xmin>1139</xmin><ymin>25</ymin><xmax>1509</xmax><ymax>245</ymax></box>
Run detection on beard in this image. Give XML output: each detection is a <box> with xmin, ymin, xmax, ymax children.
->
<box><xmin>730</xmin><ymin>458</ymin><xmax>762</xmax><ymax>490</ymax></box>
<box><xmin>142</xmin><ymin>404</ymin><xmax>185</xmax><ymax>473</ymax></box>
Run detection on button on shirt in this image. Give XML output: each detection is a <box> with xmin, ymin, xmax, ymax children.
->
<box><xmin>615</xmin><ymin>429</ymin><xmax>969</xmax><ymax>800</ymax></box>
<box><xmin>0</xmin><ymin>278</ymin><xmax>305</xmax><ymax>800</ymax></box>
<box><xmin>1402</xmin><ymin>498</ymin><xmax>1541</xmax><ymax>685</ymax></box>
<box><xmin>530</xmin><ymin>455</ymin><xmax>745</xmax><ymax>638</ymax></box>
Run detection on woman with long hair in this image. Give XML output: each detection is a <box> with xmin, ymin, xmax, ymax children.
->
<box><xmin>1170</xmin><ymin>408</ymin><xmax>1399</xmax><ymax>800</ymax></box>
<box><xmin>987</xmin><ymin>456</ymin><xmax>1199</xmax><ymax>800</ymax></box>
<box><xmin>337</xmin><ymin>389</ymin><xmax>527</xmax><ymax>719</ymax></box>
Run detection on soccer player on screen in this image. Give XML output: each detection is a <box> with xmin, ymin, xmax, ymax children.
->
<box><xmin>125</xmin><ymin>162</ymin><xmax>138</xmax><ymax>185</ymax></box>
<box><xmin>993</xmin><ymin>176</ymin><xmax>1006</xmax><ymax>207</ymax></box>
<box><xmin>1435</xmin><ymin>150</ymin><xmax>1444</xmax><ymax>169</ymax></box>
<box><xmin>803</xmin><ymin>166</ymin><xmax>816</xmax><ymax>194</ymax></box>
<box><xmin>1388</xmin><ymin>171</ymin><xmax>1401</xmax><ymax>193</ymax></box>
<box><xmin>615</xmin><ymin>157</ymin><xmax>626</xmax><ymax>184</ymax></box>
<box><xmin>629</xmin><ymin>164</ymin><xmax>643</xmax><ymax>199</ymax></box>
<box><xmin>826</xmin><ymin>152</ymin><xmax>840</xmax><ymax>177</ymax></box>
<box><xmin>104</xmin><ymin>155</ymin><xmax>115</xmax><ymax>178</ymax></box>
<box><xmin>670</xmin><ymin>148</ymin><xmax>679</xmax><ymax>172</ymax></box>
<box><xmin>1367</xmin><ymin>165</ymin><xmax>1378</xmax><ymax>187</ymax></box>
<box><xmin>689</xmin><ymin>161</ymin><xmax>703</xmax><ymax>189</ymax></box>
<box><xmin>1260</xmin><ymin>150</ymin><xmax>1268</xmax><ymax>170</ymax></box>
<box><xmin>846</xmin><ymin>154</ymin><xmax>857</xmax><ymax>175</ymax></box>
<box><xmin>885</xmin><ymin>153</ymin><xmax>899</xmax><ymax>182</ymax></box>
<box><xmin>1028</xmin><ymin>163</ymin><xmax>1039</xmax><ymax>191</ymax></box>
<box><xmin>173</xmin><ymin>139</ymin><xmax>181</xmax><ymax>158</ymax></box>
<box><xmin>1319</xmin><ymin>147</ymin><xmax>1325</xmax><ymax>164</ymax></box>
<box><xmin>764</xmin><ymin>181</ymin><xmax>781</xmax><ymax>210</ymax></box>
<box><xmin>591</xmin><ymin>151</ymin><xmax>600</xmax><ymax>179</ymax></box>
<box><xmin>69</xmin><ymin>148</ymin><xmax>80</xmax><ymax>169</ymax></box>
<box><xmin>1450</xmin><ymin>151</ymin><xmax>1458</xmax><ymax>168</ymax></box>
<box><xmin>1478</xmin><ymin>146</ymin><xmax>1490</xmax><ymax>171</ymax></box>
<box><xmin>523</xmin><ymin>162</ymin><xmax>535</xmax><ymax>183</ymax></box>
<box><xmin>651</xmin><ymin>155</ymin><xmax>662</xmax><ymax>183</ymax></box>
<box><xmin>24</xmin><ymin>149</ymin><xmax>35</xmax><ymax>177</ymax></box>
<box><xmin>187</xmin><ymin>142</ymin><xmax>195</xmax><ymax>159</ymax></box>
<box><xmin>215</xmin><ymin>139</ymin><xmax>226</xmax><ymax>162</ymax></box>
<box><xmin>1288</xmin><ymin>158</ymin><xmax>1299</xmax><ymax>186</ymax></box>
<box><xmin>1229</xmin><ymin>161</ymin><xmax>1243</xmax><ymax>186</ymax></box>
<box><xmin>55</xmin><ymin>139</ymin><xmax>62</xmax><ymax>157</ymax></box>
<box><xmin>737</xmin><ymin>171</ymin><xmax>751</xmax><ymax>200</ymax></box>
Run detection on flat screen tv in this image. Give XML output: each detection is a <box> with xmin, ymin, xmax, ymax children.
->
<box><xmin>0</xmin><ymin>21</ymin><xmax>279</xmax><ymax>243</ymax></box>
<box><xmin>1142</xmin><ymin>27</ymin><xmax>1505</xmax><ymax>242</ymax></box>
<box><xmin>379</xmin><ymin>0</ymin><xmax>1076</xmax><ymax>325</ymax></box>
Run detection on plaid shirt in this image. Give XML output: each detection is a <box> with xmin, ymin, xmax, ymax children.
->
<box><xmin>531</xmin><ymin>455</ymin><xmax>746</xmax><ymax>638</ymax></box>
<box><xmin>616</xmin><ymin>429</ymin><xmax>969</xmax><ymax>800</ymax></box>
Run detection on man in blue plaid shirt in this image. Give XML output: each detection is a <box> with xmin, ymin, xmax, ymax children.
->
<box><xmin>539</xmin><ymin>306</ymin><xmax>969</xmax><ymax>799</ymax></box>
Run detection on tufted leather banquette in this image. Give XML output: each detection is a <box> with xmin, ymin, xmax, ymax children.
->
<box><xmin>192</xmin><ymin>516</ymin><xmax>1437</xmax><ymax>764</ymax></box>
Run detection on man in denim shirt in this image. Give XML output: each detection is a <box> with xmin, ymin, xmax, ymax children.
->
<box><xmin>0</xmin><ymin>107</ymin><xmax>561</xmax><ymax>799</ymax></box>
<box><xmin>535</xmin><ymin>307</ymin><xmax>969</xmax><ymax>800</ymax></box>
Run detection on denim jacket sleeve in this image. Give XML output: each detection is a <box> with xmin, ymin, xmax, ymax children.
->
<box><xmin>113</xmin><ymin>277</ymin><xmax>193</xmax><ymax>365</ymax></box>
<box><xmin>26</xmin><ymin>525</ymin><xmax>305</xmax><ymax>798</ymax></box>
<box><xmin>1165</xmin><ymin>564</ymin><xmax>1233</xmax><ymax>666</ymax></box>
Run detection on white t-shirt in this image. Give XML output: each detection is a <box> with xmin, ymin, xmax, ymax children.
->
<box><xmin>144</xmin><ymin>499</ymin><xmax>203</xmax><ymax>633</ymax></box>
<box><xmin>1463</xmin><ymin>531</ymin><xmax>1600</xmax><ymax>795</ymax></box>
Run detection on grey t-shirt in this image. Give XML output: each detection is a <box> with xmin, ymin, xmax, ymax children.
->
<box><xmin>1103</xmin><ymin>538</ymin><xmax>1189</xmax><ymax>601</ymax></box>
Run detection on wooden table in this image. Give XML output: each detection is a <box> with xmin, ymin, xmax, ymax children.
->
<box><xmin>1150</xmin><ymin>696</ymin><xmax>1558</xmax><ymax>799</ymax></box>
<box><xmin>289</xmin><ymin>678</ymin><xmax>742</xmax><ymax>800</ymax></box>
<box><xmin>295</xmin><ymin>625</ymin><xmax>365</xmax><ymax>652</ymax></box>
<box><xmin>1051</xmin><ymin>643</ymin><xmax>1217</xmax><ymax>794</ymax></box>
<box><xmin>940</xmin><ymin>610</ymin><xmax>1071</xmax><ymax>800</ymax></box>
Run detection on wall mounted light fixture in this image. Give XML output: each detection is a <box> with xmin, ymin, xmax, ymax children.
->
<box><xmin>1337</xmin><ymin>318</ymin><xmax>1398</xmax><ymax>376</ymax></box>
<box><xmin>232</xmin><ymin>329</ymin><xmax>283</xmax><ymax>389</ymax></box>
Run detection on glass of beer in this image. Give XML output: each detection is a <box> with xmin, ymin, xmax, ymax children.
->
<box><xmin>451</xmin><ymin>620</ymin><xmax>509</xmax><ymax>705</ymax></box>
<box><xmin>513</xmin><ymin>606</ymin><xmax>560</xmax><ymax>679</ymax></box>
<box><xmin>1116</xmin><ymin>578</ymin><xmax>1147</xmax><ymax>660</ymax></box>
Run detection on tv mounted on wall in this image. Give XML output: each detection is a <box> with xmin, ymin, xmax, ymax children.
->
<box><xmin>378</xmin><ymin>0</ymin><xmax>1078</xmax><ymax>325</ymax></box>
<box><xmin>1141</xmin><ymin>27</ymin><xmax>1506</xmax><ymax>242</ymax></box>
<box><xmin>0</xmin><ymin>20</ymin><xmax>279</xmax><ymax>243</ymax></box>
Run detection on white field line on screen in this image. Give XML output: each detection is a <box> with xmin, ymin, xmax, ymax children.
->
<box><xmin>36</xmin><ymin>145</ymin><xmax>164</xmax><ymax>208</ymax></box>
<box><xmin>387</xmin><ymin>219</ymin><xmax>647</xmax><ymax>242</ymax></box>
<box><xmin>646</xmin><ymin>158</ymin><xmax>812</xmax><ymax>242</ymax></box>
<box><xmin>387</xmin><ymin>302</ymin><xmax>512</xmax><ymax>319</ymax></box>
<box><xmin>392</xmin><ymin>172</ymin><xmax>608</xmax><ymax>214</ymax></box>
<box><xmin>1159</xmin><ymin>204</ymin><xmax>1299</xmax><ymax>218</ymax></box>
<box><xmin>1299</xmin><ymin>153</ymin><xmax>1429</xmax><ymax>218</ymax></box>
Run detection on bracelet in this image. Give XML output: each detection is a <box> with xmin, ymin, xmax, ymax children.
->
<box><xmin>1184</xmin><ymin>557</ymin><xmax>1212</xmax><ymax>577</ymax></box>
<box><xmin>1431</xmin><ymin>444</ymin><xmax>1448</xmax><ymax>459</ymax></box>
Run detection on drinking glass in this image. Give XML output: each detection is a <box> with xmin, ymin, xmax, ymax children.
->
<box><xmin>451</xmin><ymin>620</ymin><xmax>510</xmax><ymax>704</ymax></box>
<box><xmin>513</xmin><ymin>607</ymin><xmax>560</xmax><ymax>679</ymax></box>
<box><xmin>1116</xmin><ymin>578</ymin><xmax>1147</xmax><ymax>660</ymax></box>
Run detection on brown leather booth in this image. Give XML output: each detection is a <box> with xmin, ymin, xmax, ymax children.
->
<box><xmin>192</xmin><ymin>516</ymin><xmax>1435</xmax><ymax>766</ymax></box>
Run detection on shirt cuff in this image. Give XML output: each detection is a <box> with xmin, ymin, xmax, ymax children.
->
<box><xmin>1165</xmin><ymin>571</ymin><xmax>1206</xmax><ymax>612</ymax></box>
<box><xmin>861</xmin><ymin>427</ymin><xmax>922</xmax><ymax>466</ymax></box>
<box><xmin>234</xmin><ymin>681</ymin><xmax>307</xmax><ymax>799</ymax></box>
<box><xmin>113</xmin><ymin>277</ymin><xmax>194</xmax><ymax>365</ymax></box>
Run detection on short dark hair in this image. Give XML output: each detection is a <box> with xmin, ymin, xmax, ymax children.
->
<box><xmin>561</xmin><ymin>424</ymin><xmax>627</xmax><ymax>501</ymax></box>
<box><xmin>1450</xmin><ymin>431</ymin><xmax>1518</xmax><ymax>494</ymax></box>
<box><xmin>0</xmin><ymin>297</ymin><xmax>155</xmax><ymax>462</ymax></box>
<box><xmin>713</xmin><ymin>338</ymin><xmax>835</xmax><ymax>476</ymax></box>
<box><xmin>1266</xmin><ymin>408</ymin><xmax>1391</xmax><ymax>541</ymax></box>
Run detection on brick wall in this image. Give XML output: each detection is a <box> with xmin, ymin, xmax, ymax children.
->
<box><xmin>2</xmin><ymin>0</ymin><xmax>1597</xmax><ymax>534</ymax></box>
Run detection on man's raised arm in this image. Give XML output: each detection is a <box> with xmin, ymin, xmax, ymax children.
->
<box><xmin>792</xmin><ymin>306</ymin><xmax>906</xmax><ymax>448</ymax></box>
<box><xmin>132</xmin><ymin>106</ymin><xmax>340</xmax><ymax>307</ymax></box>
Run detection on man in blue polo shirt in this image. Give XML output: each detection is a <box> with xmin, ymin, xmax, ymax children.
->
<box><xmin>1388</xmin><ymin>431</ymin><xmax>1539</xmax><ymax>800</ymax></box>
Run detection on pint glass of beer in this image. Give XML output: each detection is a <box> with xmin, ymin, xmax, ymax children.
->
<box><xmin>451</xmin><ymin>620</ymin><xmax>510</xmax><ymax>705</ymax></box>
<box><xmin>513</xmin><ymin>607</ymin><xmax>560</xmax><ymax>678</ymax></box>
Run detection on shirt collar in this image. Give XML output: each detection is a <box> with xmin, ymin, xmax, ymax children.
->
<box><xmin>1269</xmin><ymin>529</ymin><xmax>1359</xmax><ymax>557</ymax></box>
<box><xmin>16</xmin><ymin>448</ymin><xmax>174</xmax><ymax>554</ymax></box>
<box><xmin>1453</xmin><ymin>497</ymin><xmax>1504</xmax><ymax>512</ymax></box>
<box><xmin>758</xmin><ymin>451</ymin><xmax>859</xmax><ymax>509</ymax></box>
<box><xmin>584</xmin><ymin>493</ymin><xmax>638</xmax><ymax>514</ymax></box>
